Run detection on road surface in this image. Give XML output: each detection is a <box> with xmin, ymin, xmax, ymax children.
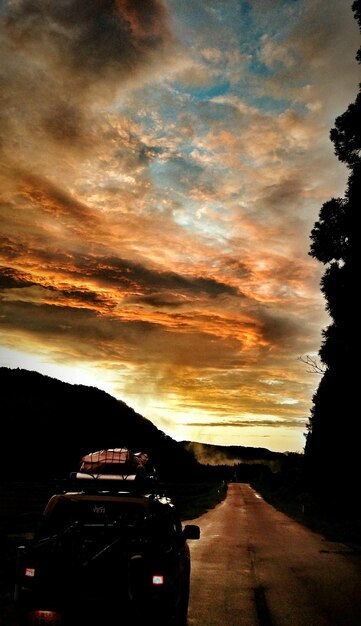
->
<box><xmin>187</xmin><ymin>483</ymin><xmax>361</xmax><ymax>626</ymax></box>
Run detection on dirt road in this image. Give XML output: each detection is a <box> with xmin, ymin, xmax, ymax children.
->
<box><xmin>187</xmin><ymin>483</ymin><xmax>361</xmax><ymax>626</ymax></box>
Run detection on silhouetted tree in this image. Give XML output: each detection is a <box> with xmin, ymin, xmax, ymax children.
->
<box><xmin>304</xmin><ymin>1</ymin><xmax>360</xmax><ymax>504</ymax></box>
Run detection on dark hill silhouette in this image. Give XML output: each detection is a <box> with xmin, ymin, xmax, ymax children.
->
<box><xmin>0</xmin><ymin>367</ymin><xmax>286</xmax><ymax>483</ymax></box>
<box><xmin>0</xmin><ymin>367</ymin><xmax>198</xmax><ymax>481</ymax></box>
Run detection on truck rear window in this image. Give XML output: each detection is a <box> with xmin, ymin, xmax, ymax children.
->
<box><xmin>38</xmin><ymin>498</ymin><xmax>147</xmax><ymax>536</ymax></box>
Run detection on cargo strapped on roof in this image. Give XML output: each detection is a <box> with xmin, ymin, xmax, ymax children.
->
<box><xmin>66</xmin><ymin>448</ymin><xmax>158</xmax><ymax>494</ymax></box>
<box><xmin>79</xmin><ymin>448</ymin><xmax>151</xmax><ymax>477</ymax></box>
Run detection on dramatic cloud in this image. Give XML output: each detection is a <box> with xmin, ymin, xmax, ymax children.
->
<box><xmin>0</xmin><ymin>0</ymin><xmax>359</xmax><ymax>451</ymax></box>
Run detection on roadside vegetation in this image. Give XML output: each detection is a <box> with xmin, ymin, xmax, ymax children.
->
<box><xmin>251</xmin><ymin>455</ymin><xmax>361</xmax><ymax>549</ymax></box>
<box><xmin>166</xmin><ymin>480</ymin><xmax>228</xmax><ymax>520</ymax></box>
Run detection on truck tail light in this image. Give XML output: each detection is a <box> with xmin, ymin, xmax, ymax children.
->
<box><xmin>27</xmin><ymin>610</ymin><xmax>63</xmax><ymax>625</ymax></box>
<box><xmin>152</xmin><ymin>574</ymin><xmax>164</xmax><ymax>585</ymax></box>
<box><xmin>25</xmin><ymin>567</ymin><xmax>35</xmax><ymax>578</ymax></box>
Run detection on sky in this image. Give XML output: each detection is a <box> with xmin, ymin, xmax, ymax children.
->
<box><xmin>0</xmin><ymin>0</ymin><xmax>359</xmax><ymax>453</ymax></box>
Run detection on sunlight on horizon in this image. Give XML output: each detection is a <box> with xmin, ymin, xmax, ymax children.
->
<box><xmin>0</xmin><ymin>346</ymin><xmax>306</xmax><ymax>453</ymax></box>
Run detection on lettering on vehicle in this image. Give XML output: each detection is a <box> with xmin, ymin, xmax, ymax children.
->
<box><xmin>93</xmin><ymin>505</ymin><xmax>106</xmax><ymax>514</ymax></box>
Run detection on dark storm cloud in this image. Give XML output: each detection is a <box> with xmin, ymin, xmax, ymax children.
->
<box><xmin>42</xmin><ymin>103</ymin><xmax>86</xmax><ymax>146</ymax></box>
<box><xmin>259</xmin><ymin>175</ymin><xmax>305</xmax><ymax>213</ymax></box>
<box><xmin>256</xmin><ymin>308</ymin><xmax>301</xmax><ymax>346</ymax></box>
<box><xmin>0</xmin><ymin>235</ymin><xmax>243</xmax><ymax>311</ymax></box>
<box><xmin>20</xmin><ymin>174</ymin><xmax>100</xmax><ymax>224</ymax></box>
<box><xmin>0</xmin><ymin>297</ymin><xmax>244</xmax><ymax>370</ymax></box>
<box><xmin>0</xmin><ymin>0</ymin><xmax>173</xmax><ymax>171</ymax></box>
<box><xmin>75</xmin><ymin>254</ymin><xmax>243</xmax><ymax>298</ymax></box>
<box><xmin>3</xmin><ymin>0</ymin><xmax>171</xmax><ymax>81</ymax></box>
<box><xmin>61</xmin><ymin>288</ymin><xmax>115</xmax><ymax>308</ymax></box>
<box><xmin>0</xmin><ymin>266</ymin><xmax>114</xmax><ymax>312</ymax></box>
<box><xmin>0</xmin><ymin>299</ymin><xmax>118</xmax><ymax>340</ymax></box>
<box><xmin>128</xmin><ymin>294</ymin><xmax>186</xmax><ymax>308</ymax></box>
<box><xmin>0</xmin><ymin>267</ymin><xmax>34</xmax><ymax>289</ymax></box>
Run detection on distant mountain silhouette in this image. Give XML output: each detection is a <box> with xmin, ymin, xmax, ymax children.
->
<box><xmin>0</xmin><ymin>367</ymin><xmax>285</xmax><ymax>482</ymax></box>
<box><xmin>182</xmin><ymin>441</ymin><xmax>285</xmax><ymax>472</ymax></box>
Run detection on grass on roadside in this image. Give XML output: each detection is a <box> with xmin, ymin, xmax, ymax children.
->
<box><xmin>165</xmin><ymin>480</ymin><xmax>228</xmax><ymax>520</ymax></box>
<box><xmin>252</xmin><ymin>478</ymin><xmax>361</xmax><ymax>548</ymax></box>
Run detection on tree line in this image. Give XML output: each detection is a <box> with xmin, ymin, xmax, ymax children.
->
<box><xmin>304</xmin><ymin>0</ymin><xmax>360</xmax><ymax>507</ymax></box>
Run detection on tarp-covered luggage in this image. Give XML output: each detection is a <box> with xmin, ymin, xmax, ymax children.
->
<box><xmin>75</xmin><ymin>448</ymin><xmax>152</xmax><ymax>481</ymax></box>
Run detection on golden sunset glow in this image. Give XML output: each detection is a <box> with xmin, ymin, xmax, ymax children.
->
<box><xmin>0</xmin><ymin>0</ymin><xmax>359</xmax><ymax>451</ymax></box>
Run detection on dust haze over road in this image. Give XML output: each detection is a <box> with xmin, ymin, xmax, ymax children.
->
<box><xmin>187</xmin><ymin>483</ymin><xmax>361</xmax><ymax>626</ymax></box>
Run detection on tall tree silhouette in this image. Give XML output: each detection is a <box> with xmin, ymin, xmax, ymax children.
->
<box><xmin>304</xmin><ymin>0</ymin><xmax>360</xmax><ymax>503</ymax></box>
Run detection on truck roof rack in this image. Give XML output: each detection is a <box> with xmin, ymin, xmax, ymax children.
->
<box><xmin>63</xmin><ymin>472</ymin><xmax>159</xmax><ymax>495</ymax></box>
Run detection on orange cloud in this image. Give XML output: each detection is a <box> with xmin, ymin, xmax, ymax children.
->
<box><xmin>1</xmin><ymin>0</ymin><xmax>357</xmax><ymax>452</ymax></box>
